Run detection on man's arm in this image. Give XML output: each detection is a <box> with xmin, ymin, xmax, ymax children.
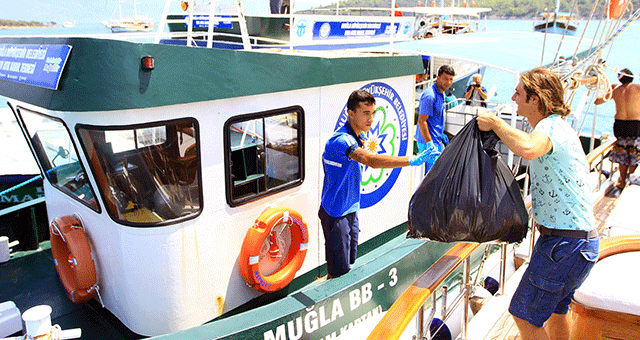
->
<box><xmin>349</xmin><ymin>147</ymin><xmax>411</xmax><ymax>168</ymax></box>
<box><xmin>464</xmin><ymin>86</ymin><xmax>473</xmax><ymax>100</ymax></box>
<box><xmin>417</xmin><ymin>114</ymin><xmax>432</xmax><ymax>143</ymax></box>
<box><xmin>477</xmin><ymin>86</ymin><xmax>488</xmax><ymax>100</ymax></box>
<box><xmin>477</xmin><ymin>113</ymin><xmax>552</xmax><ymax>160</ymax></box>
<box><xmin>595</xmin><ymin>84</ymin><xmax>617</xmax><ymax>105</ymax></box>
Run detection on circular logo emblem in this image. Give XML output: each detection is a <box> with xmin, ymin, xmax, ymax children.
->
<box><xmin>319</xmin><ymin>22</ymin><xmax>331</xmax><ymax>39</ymax></box>
<box><xmin>334</xmin><ymin>82</ymin><xmax>409</xmax><ymax>209</ymax></box>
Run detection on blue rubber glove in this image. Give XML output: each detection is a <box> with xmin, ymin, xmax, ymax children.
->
<box><xmin>424</xmin><ymin>140</ymin><xmax>437</xmax><ymax>153</ymax></box>
<box><xmin>424</xmin><ymin>151</ymin><xmax>441</xmax><ymax>172</ymax></box>
<box><xmin>409</xmin><ymin>145</ymin><xmax>442</xmax><ymax>166</ymax></box>
<box><xmin>441</xmin><ymin>134</ymin><xmax>449</xmax><ymax>146</ymax></box>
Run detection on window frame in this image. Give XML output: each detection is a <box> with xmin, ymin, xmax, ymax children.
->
<box><xmin>76</xmin><ymin>117</ymin><xmax>204</xmax><ymax>227</ymax></box>
<box><xmin>15</xmin><ymin>106</ymin><xmax>100</xmax><ymax>213</ymax></box>
<box><xmin>223</xmin><ymin>106</ymin><xmax>305</xmax><ymax>207</ymax></box>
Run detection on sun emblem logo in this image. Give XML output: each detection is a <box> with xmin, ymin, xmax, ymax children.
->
<box><xmin>335</xmin><ymin>82</ymin><xmax>409</xmax><ymax>208</ymax></box>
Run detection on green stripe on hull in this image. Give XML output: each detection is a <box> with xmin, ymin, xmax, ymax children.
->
<box><xmin>150</xmin><ymin>234</ymin><xmax>455</xmax><ymax>340</ymax></box>
<box><xmin>0</xmin><ymin>37</ymin><xmax>423</xmax><ymax>112</ymax></box>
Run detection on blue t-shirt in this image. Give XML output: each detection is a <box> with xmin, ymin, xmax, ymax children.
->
<box><xmin>320</xmin><ymin>123</ymin><xmax>363</xmax><ymax>217</ymax></box>
<box><xmin>415</xmin><ymin>83</ymin><xmax>446</xmax><ymax>145</ymax></box>
<box><xmin>530</xmin><ymin>115</ymin><xmax>595</xmax><ymax>231</ymax></box>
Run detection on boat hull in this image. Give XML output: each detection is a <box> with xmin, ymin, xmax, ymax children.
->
<box><xmin>534</xmin><ymin>21</ymin><xmax>577</xmax><ymax>35</ymax></box>
<box><xmin>151</xmin><ymin>236</ymin><xmax>462</xmax><ymax>340</ymax></box>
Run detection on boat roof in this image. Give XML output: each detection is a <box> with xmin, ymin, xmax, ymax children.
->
<box><xmin>384</xmin><ymin>31</ymin><xmax>595</xmax><ymax>74</ymax></box>
<box><xmin>540</xmin><ymin>11</ymin><xmax>575</xmax><ymax>17</ymax></box>
<box><xmin>0</xmin><ymin>37</ymin><xmax>423</xmax><ymax>112</ymax></box>
<box><xmin>337</xmin><ymin>6</ymin><xmax>491</xmax><ymax>17</ymax></box>
<box><xmin>397</xmin><ymin>6</ymin><xmax>492</xmax><ymax>17</ymax></box>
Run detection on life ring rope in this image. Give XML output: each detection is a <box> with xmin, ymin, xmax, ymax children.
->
<box><xmin>239</xmin><ymin>207</ymin><xmax>308</xmax><ymax>293</ymax></box>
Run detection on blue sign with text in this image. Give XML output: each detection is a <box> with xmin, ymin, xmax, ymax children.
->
<box><xmin>313</xmin><ymin>21</ymin><xmax>400</xmax><ymax>40</ymax></box>
<box><xmin>0</xmin><ymin>44</ymin><xmax>71</xmax><ymax>90</ymax></box>
<box><xmin>184</xmin><ymin>15</ymin><xmax>233</xmax><ymax>29</ymax></box>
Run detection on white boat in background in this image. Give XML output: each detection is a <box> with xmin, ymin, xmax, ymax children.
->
<box><xmin>103</xmin><ymin>0</ymin><xmax>154</xmax><ymax>33</ymax></box>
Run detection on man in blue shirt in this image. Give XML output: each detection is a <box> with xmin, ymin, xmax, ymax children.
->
<box><xmin>319</xmin><ymin>89</ymin><xmax>439</xmax><ymax>278</ymax></box>
<box><xmin>477</xmin><ymin>68</ymin><xmax>598</xmax><ymax>340</ymax></box>
<box><xmin>415</xmin><ymin>65</ymin><xmax>456</xmax><ymax>173</ymax></box>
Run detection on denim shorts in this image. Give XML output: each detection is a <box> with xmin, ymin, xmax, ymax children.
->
<box><xmin>508</xmin><ymin>235</ymin><xmax>599</xmax><ymax>328</ymax></box>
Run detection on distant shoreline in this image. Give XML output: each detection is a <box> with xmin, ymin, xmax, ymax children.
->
<box><xmin>0</xmin><ymin>25</ymin><xmax>55</xmax><ymax>30</ymax></box>
<box><xmin>0</xmin><ymin>19</ymin><xmax>56</xmax><ymax>30</ymax></box>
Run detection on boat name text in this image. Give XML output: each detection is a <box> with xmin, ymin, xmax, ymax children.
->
<box><xmin>263</xmin><ymin>268</ymin><xmax>397</xmax><ymax>340</ymax></box>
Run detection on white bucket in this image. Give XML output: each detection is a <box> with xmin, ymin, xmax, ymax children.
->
<box><xmin>21</xmin><ymin>305</ymin><xmax>52</xmax><ymax>337</ymax></box>
<box><xmin>0</xmin><ymin>236</ymin><xmax>9</xmax><ymax>263</ymax></box>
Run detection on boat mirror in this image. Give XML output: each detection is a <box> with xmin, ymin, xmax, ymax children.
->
<box><xmin>51</xmin><ymin>146</ymin><xmax>70</xmax><ymax>165</ymax></box>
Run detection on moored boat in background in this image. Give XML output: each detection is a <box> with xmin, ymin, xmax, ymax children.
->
<box><xmin>533</xmin><ymin>0</ymin><xmax>577</xmax><ymax>35</ymax></box>
<box><xmin>103</xmin><ymin>0</ymin><xmax>154</xmax><ymax>32</ymax></box>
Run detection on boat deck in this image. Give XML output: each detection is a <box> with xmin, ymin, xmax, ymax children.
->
<box><xmin>0</xmin><ymin>243</ymin><xmax>142</xmax><ymax>339</ymax></box>
<box><xmin>471</xmin><ymin>181</ymin><xmax>640</xmax><ymax>340</ymax></box>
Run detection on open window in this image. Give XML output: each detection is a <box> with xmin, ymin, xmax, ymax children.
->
<box><xmin>224</xmin><ymin>106</ymin><xmax>304</xmax><ymax>207</ymax></box>
<box><xmin>17</xmin><ymin>108</ymin><xmax>99</xmax><ymax>211</ymax></box>
<box><xmin>77</xmin><ymin>119</ymin><xmax>201</xmax><ymax>226</ymax></box>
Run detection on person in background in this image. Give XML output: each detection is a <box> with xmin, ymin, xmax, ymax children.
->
<box><xmin>477</xmin><ymin>68</ymin><xmax>598</xmax><ymax>340</ymax></box>
<box><xmin>280</xmin><ymin>0</ymin><xmax>290</xmax><ymax>14</ymax></box>
<box><xmin>319</xmin><ymin>90</ymin><xmax>439</xmax><ymax>278</ymax></box>
<box><xmin>464</xmin><ymin>73</ymin><xmax>488</xmax><ymax>108</ymax></box>
<box><xmin>270</xmin><ymin>0</ymin><xmax>282</xmax><ymax>14</ymax></box>
<box><xmin>415</xmin><ymin>65</ymin><xmax>455</xmax><ymax>173</ymax></box>
<box><xmin>595</xmin><ymin>68</ymin><xmax>640</xmax><ymax>190</ymax></box>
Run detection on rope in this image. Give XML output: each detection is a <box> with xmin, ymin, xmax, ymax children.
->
<box><xmin>570</xmin><ymin>0</ymin><xmax>601</xmax><ymax>61</ymax></box>
<box><xmin>584</xmin><ymin>62</ymin><xmax>612</xmax><ymax>101</ymax></box>
<box><xmin>17</xmin><ymin>325</ymin><xmax>63</xmax><ymax>340</ymax></box>
<box><xmin>552</xmin><ymin>0</ymin><xmax>580</xmax><ymax>64</ymax></box>
<box><xmin>0</xmin><ymin>175</ymin><xmax>42</xmax><ymax>197</ymax></box>
<box><xmin>49</xmin><ymin>325</ymin><xmax>62</xmax><ymax>340</ymax></box>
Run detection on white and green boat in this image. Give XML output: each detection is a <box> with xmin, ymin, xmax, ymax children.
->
<box><xmin>1</xmin><ymin>2</ymin><xmax>635</xmax><ymax>340</ymax></box>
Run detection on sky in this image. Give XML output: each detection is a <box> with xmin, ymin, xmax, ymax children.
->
<box><xmin>1</xmin><ymin>0</ymin><xmax>338</xmax><ymax>24</ymax></box>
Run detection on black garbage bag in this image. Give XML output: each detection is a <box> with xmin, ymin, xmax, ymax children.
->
<box><xmin>408</xmin><ymin>117</ymin><xmax>528</xmax><ymax>243</ymax></box>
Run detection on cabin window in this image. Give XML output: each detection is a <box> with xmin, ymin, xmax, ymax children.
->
<box><xmin>77</xmin><ymin>119</ymin><xmax>202</xmax><ymax>226</ymax></box>
<box><xmin>224</xmin><ymin>106</ymin><xmax>304</xmax><ymax>207</ymax></box>
<box><xmin>17</xmin><ymin>108</ymin><xmax>99</xmax><ymax>211</ymax></box>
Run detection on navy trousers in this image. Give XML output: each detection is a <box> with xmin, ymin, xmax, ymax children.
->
<box><xmin>318</xmin><ymin>206</ymin><xmax>359</xmax><ymax>277</ymax></box>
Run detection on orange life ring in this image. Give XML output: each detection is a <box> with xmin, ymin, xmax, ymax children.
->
<box><xmin>608</xmin><ymin>0</ymin><xmax>629</xmax><ymax>19</ymax></box>
<box><xmin>239</xmin><ymin>207</ymin><xmax>308</xmax><ymax>293</ymax></box>
<box><xmin>50</xmin><ymin>215</ymin><xmax>98</xmax><ymax>303</ymax></box>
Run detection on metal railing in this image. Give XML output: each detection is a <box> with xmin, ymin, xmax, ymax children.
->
<box><xmin>366</xmin><ymin>242</ymin><xmax>478</xmax><ymax>340</ymax></box>
<box><xmin>586</xmin><ymin>137</ymin><xmax>616</xmax><ymax>192</ymax></box>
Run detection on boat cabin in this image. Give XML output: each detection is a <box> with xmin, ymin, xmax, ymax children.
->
<box><xmin>0</xmin><ymin>36</ymin><xmax>424</xmax><ymax>336</ymax></box>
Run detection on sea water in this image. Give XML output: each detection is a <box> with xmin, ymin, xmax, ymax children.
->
<box><xmin>478</xmin><ymin>19</ymin><xmax>640</xmax><ymax>137</ymax></box>
<box><xmin>1</xmin><ymin>19</ymin><xmax>639</xmax><ymax>136</ymax></box>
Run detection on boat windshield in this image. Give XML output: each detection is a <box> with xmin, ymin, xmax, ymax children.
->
<box><xmin>18</xmin><ymin>108</ymin><xmax>99</xmax><ymax>211</ymax></box>
<box><xmin>77</xmin><ymin>119</ymin><xmax>201</xmax><ymax>226</ymax></box>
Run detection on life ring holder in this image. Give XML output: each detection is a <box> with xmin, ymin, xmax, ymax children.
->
<box><xmin>239</xmin><ymin>207</ymin><xmax>308</xmax><ymax>293</ymax></box>
<box><xmin>50</xmin><ymin>215</ymin><xmax>102</xmax><ymax>304</ymax></box>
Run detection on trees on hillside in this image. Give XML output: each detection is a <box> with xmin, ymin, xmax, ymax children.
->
<box><xmin>311</xmin><ymin>0</ymin><xmax>640</xmax><ymax>19</ymax></box>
